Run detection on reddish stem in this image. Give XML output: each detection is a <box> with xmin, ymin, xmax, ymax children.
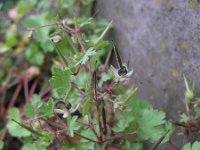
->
<box><xmin>77</xmin><ymin>121</ymin><xmax>98</xmax><ymax>138</ymax></box>
<box><xmin>64</xmin><ymin>134</ymin><xmax>82</xmax><ymax>144</ymax></box>
<box><xmin>96</xmin><ymin>104</ymin><xmax>103</xmax><ymax>142</ymax></box>
<box><xmin>23</xmin><ymin>77</ymin><xmax>30</xmax><ymax>103</ymax></box>
<box><xmin>76</xmin><ymin>33</ymin><xmax>93</xmax><ymax>79</ymax></box>
<box><xmin>29</xmin><ymin>79</ymin><xmax>39</xmax><ymax>98</ymax></box>
<box><xmin>70</xmin><ymin>81</ymin><xmax>85</xmax><ymax>96</ymax></box>
<box><xmin>0</xmin><ymin>128</ymin><xmax>8</xmax><ymax>141</ymax></box>
<box><xmin>74</xmin><ymin>132</ymin><xmax>98</xmax><ymax>143</ymax></box>
<box><xmin>42</xmin><ymin>95</ymin><xmax>50</xmax><ymax>102</ymax></box>
<box><xmin>39</xmin><ymin>86</ymin><xmax>51</xmax><ymax>98</ymax></box>
<box><xmin>6</xmin><ymin>82</ymin><xmax>22</xmax><ymax>116</ymax></box>
<box><xmin>169</xmin><ymin>140</ymin><xmax>181</xmax><ymax>150</ymax></box>
<box><xmin>103</xmin><ymin>131</ymin><xmax>137</xmax><ymax>143</ymax></box>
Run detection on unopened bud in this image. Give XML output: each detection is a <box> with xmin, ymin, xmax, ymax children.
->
<box><xmin>185</xmin><ymin>90</ymin><xmax>194</xmax><ymax>102</ymax></box>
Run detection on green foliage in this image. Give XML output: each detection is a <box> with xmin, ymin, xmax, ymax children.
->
<box><xmin>98</xmin><ymin>70</ymin><xmax>113</xmax><ymax>86</ymax></box>
<box><xmin>50</xmin><ymin>67</ymin><xmax>71</xmax><ymax>98</ymax></box>
<box><xmin>137</xmin><ymin>108</ymin><xmax>166</xmax><ymax>142</ymax></box>
<box><xmin>7</xmin><ymin>108</ymin><xmax>31</xmax><ymax>138</ymax></box>
<box><xmin>25</xmin><ymin>44</ymin><xmax>44</xmax><ymax>65</ymax></box>
<box><xmin>17</xmin><ymin>0</ymin><xmax>37</xmax><ymax>15</ymax></box>
<box><xmin>24</xmin><ymin>94</ymin><xmax>41</xmax><ymax>117</ymax></box>
<box><xmin>180</xmin><ymin>113</ymin><xmax>190</xmax><ymax>123</ymax></box>
<box><xmin>75</xmin><ymin>48</ymin><xmax>96</xmax><ymax>66</ymax></box>
<box><xmin>24</xmin><ymin>95</ymin><xmax>54</xmax><ymax>118</ymax></box>
<box><xmin>162</xmin><ymin>121</ymin><xmax>175</xmax><ymax>144</ymax></box>
<box><xmin>113</xmin><ymin>113</ymin><xmax>134</xmax><ymax>132</ymax></box>
<box><xmin>0</xmin><ymin>141</ymin><xmax>4</xmax><ymax>150</ymax></box>
<box><xmin>3</xmin><ymin>0</ymin><xmax>200</xmax><ymax>149</ymax></box>
<box><xmin>21</xmin><ymin>143</ymin><xmax>46</xmax><ymax>150</ymax></box>
<box><xmin>124</xmin><ymin>141</ymin><xmax>143</xmax><ymax>150</ymax></box>
<box><xmin>82</xmin><ymin>88</ymin><xmax>92</xmax><ymax>116</ymax></box>
<box><xmin>37</xmin><ymin>98</ymin><xmax>54</xmax><ymax>118</ymax></box>
<box><xmin>67</xmin><ymin>116</ymin><xmax>80</xmax><ymax>137</ymax></box>
<box><xmin>182</xmin><ymin>141</ymin><xmax>200</xmax><ymax>150</ymax></box>
<box><xmin>6</xmin><ymin>24</ymin><xmax>17</xmax><ymax>48</ymax></box>
<box><xmin>195</xmin><ymin>107</ymin><xmax>200</xmax><ymax>116</ymax></box>
<box><xmin>114</xmin><ymin>98</ymin><xmax>169</xmax><ymax>143</ymax></box>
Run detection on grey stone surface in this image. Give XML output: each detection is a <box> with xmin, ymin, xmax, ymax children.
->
<box><xmin>96</xmin><ymin>0</ymin><xmax>200</xmax><ymax>149</ymax></box>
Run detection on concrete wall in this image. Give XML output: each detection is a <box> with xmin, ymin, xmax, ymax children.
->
<box><xmin>96</xmin><ymin>0</ymin><xmax>200</xmax><ymax>149</ymax></box>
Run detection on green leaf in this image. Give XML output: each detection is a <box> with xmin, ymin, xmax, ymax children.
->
<box><xmin>0</xmin><ymin>141</ymin><xmax>4</xmax><ymax>150</ymax></box>
<box><xmin>113</xmin><ymin>113</ymin><xmax>134</xmax><ymax>132</ymax></box>
<box><xmin>182</xmin><ymin>143</ymin><xmax>191</xmax><ymax>150</ymax></box>
<box><xmin>21</xmin><ymin>142</ymin><xmax>46</xmax><ymax>150</ymax></box>
<box><xmin>41</xmin><ymin>39</ymin><xmax>54</xmax><ymax>52</ymax></box>
<box><xmin>191</xmin><ymin>141</ymin><xmax>200</xmax><ymax>150</ymax></box>
<box><xmin>65</xmin><ymin>33</ymin><xmax>78</xmax><ymax>53</ymax></box>
<box><xmin>180</xmin><ymin>113</ymin><xmax>190</xmax><ymax>123</ymax></box>
<box><xmin>6</xmin><ymin>24</ymin><xmax>17</xmax><ymax>48</ymax></box>
<box><xmin>182</xmin><ymin>141</ymin><xmax>200</xmax><ymax>150</ymax></box>
<box><xmin>24</xmin><ymin>94</ymin><xmax>42</xmax><ymax>117</ymax></box>
<box><xmin>79</xmin><ymin>18</ymin><xmax>93</xmax><ymax>28</ymax></box>
<box><xmin>125</xmin><ymin>141</ymin><xmax>143</xmax><ymax>150</ymax></box>
<box><xmin>25</xmin><ymin>44</ymin><xmax>44</xmax><ymax>65</ymax></box>
<box><xmin>24</xmin><ymin>104</ymin><xmax>35</xmax><ymax>118</ymax></box>
<box><xmin>25</xmin><ymin>14</ymin><xmax>53</xmax><ymax>52</ymax></box>
<box><xmin>96</xmin><ymin>41</ymin><xmax>110</xmax><ymax>50</ymax></box>
<box><xmin>49</xmin><ymin>67</ymin><xmax>70</xmax><ymax>98</ymax></box>
<box><xmin>7</xmin><ymin>108</ymin><xmax>31</xmax><ymax>137</ymax></box>
<box><xmin>38</xmin><ymin>98</ymin><xmax>54</xmax><ymax>118</ymax></box>
<box><xmin>161</xmin><ymin>121</ymin><xmax>175</xmax><ymax>144</ymax></box>
<box><xmin>80</xmin><ymin>129</ymin><xmax>98</xmax><ymax>142</ymax></box>
<box><xmin>25</xmin><ymin>14</ymin><xmax>47</xmax><ymax>28</ymax></box>
<box><xmin>75</xmin><ymin>48</ymin><xmax>96</xmax><ymax>66</ymax></box>
<box><xmin>98</xmin><ymin>71</ymin><xmax>113</xmax><ymax>86</ymax></box>
<box><xmin>31</xmin><ymin>94</ymin><xmax>42</xmax><ymax>106</ymax></box>
<box><xmin>82</xmin><ymin>88</ymin><xmax>92</xmax><ymax>116</ymax></box>
<box><xmin>67</xmin><ymin>116</ymin><xmax>80</xmax><ymax>137</ymax></box>
<box><xmin>138</xmin><ymin>108</ymin><xmax>166</xmax><ymax>142</ymax></box>
<box><xmin>194</xmin><ymin>107</ymin><xmax>200</xmax><ymax>116</ymax></box>
<box><xmin>17</xmin><ymin>0</ymin><xmax>37</xmax><ymax>14</ymax></box>
<box><xmin>94</xmin><ymin>21</ymin><xmax>112</xmax><ymax>45</ymax></box>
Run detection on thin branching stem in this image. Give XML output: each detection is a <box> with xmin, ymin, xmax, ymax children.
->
<box><xmin>74</xmin><ymin>132</ymin><xmax>98</xmax><ymax>143</ymax></box>
<box><xmin>76</xmin><ymin>32</ymin><xmax>93</xmax><ymax>79</ymax></box>
<box><xmin>77</xmin><ymin>120</ymin><xmax>98</xmax><ymax>139</ymax></box>
<box><xmin>103</xmin><ymin>130</ymin><xmax>137</xmax><ymax>143</ymax></box>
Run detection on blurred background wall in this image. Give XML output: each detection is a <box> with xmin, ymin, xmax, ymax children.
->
<box><xmin>96</xmin><ymin>0</ymin><xmax>200</xmax><ymax>149</ymax></box>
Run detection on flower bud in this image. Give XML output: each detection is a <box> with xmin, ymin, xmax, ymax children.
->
<box><xmin>185</xmin><ymin>90</ymin><xmax>194</xmax><ymax>102</ymax></box>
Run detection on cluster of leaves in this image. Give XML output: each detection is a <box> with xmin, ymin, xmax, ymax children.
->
<box><xmin>1</xmin><ymin>1</ymin><xmax>200</xmax><ymax>150</ymax></box>
<box><xmin>175</xmin><ymin>77</ymin><xmax>200</xmax><ymax>149</ymax></box>
<box><xmin>0</xmin><ymin>0</ymin><xmax>108</xmax><ymax>83</ymax></box>
<box><xmin>2</xmin><ymin>13</ymin><xmax>174</xmax><ymax>150</ymax></box>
